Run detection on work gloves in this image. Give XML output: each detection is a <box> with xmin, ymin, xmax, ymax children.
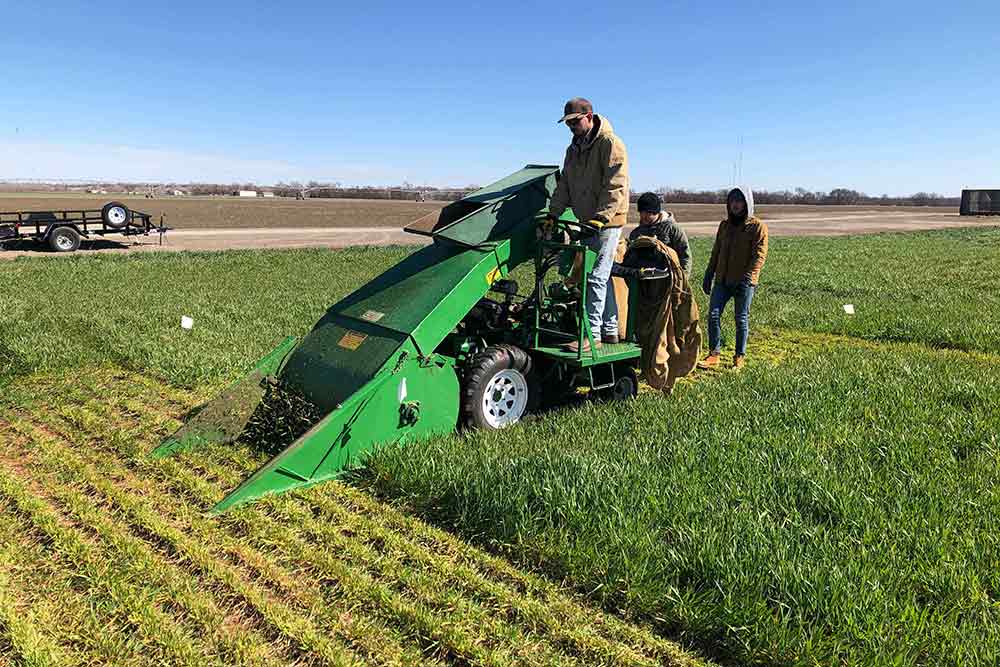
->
<box><xmin>702</xmin><ymin>270</ymin><xmax>713</xmax><ymax>296</ymax></box>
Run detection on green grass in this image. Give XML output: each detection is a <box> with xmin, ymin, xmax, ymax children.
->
<box><xmin>364</xmin><ymin>336</ymin><xmax>1000</xmax><ymax>665</ymax></box>
<box><xmin>0</xmin><ymin>369</ymin><xmax>697</xmax><ymax>667</ymax></box>
<box><xmin>0</xmin><ymin>246</ymin><xmax>411</xmax><ymax>388</ymax></box>
<box><xmin>686</xmin><ymin>227</ymin><xmax>1000</xmax><ymax>354</ymax></box>
<box><xmin>2</xmin><ymin>227</ymin><xmax>997</xmax><ymax>391</ymax></box>
<box><xmin>1</xmin><ymin>226</ymin><xmax>999</xmax><ymax>665</ymax></box>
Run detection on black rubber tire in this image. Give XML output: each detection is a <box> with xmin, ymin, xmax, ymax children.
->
<box><xmin>48</xmin><ymin>226</ymin><xmax>81</xmax><ymax>253</ymax></box>
<box><xmin>101</xmin><ymin>201</ymin><xmax>130</xmax><ymax>229</ymax></box>
<box><xmin>493</xmin><ymin>343</ymin><xmax>532</xmax><ymax>376</ymax></box>
<box><xmin>460</xmin><ymin>344</ymin><xmax>533</xmax><ymax>429</ymax></box>
<box><xmin>601</xmin><ymin>365</ymin><xmax>638</xmax><ymax>401</ymax></box>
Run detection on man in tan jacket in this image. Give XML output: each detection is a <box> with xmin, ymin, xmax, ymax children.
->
<box><xmin>547</xmin><ymin>97</ymin><xmax>630</xmax><ymax>352</ymax></box>
<box><xmin>699</xmin><ymin>186</ymin><xmax>768</xmax><ymax>369</ymax></box>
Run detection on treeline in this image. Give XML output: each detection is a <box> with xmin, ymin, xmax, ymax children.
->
<box><xmin>269</xmin><ymin>182</ymin><xmax>476</xmax><ymax>201</ymax></box>
<box><xmin>0</xmin><ymin>180</ymin><xmax>961</xmax><ymax>207</ymax></box>
<box><xmin>646</xmin><ymin>187</ymin><xmax>959</xmax><ymax>207</ymax></box>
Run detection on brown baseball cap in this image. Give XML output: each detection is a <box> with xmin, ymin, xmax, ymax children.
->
<box><xmin>557</xmin><ymin>97</ymin><xmax>593</xmax><ymax>123</ymax></box>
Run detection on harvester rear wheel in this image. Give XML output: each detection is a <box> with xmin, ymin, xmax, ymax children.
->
<box><xmin>461</xmin><ymin>345</ymin><xmax>532</xmax><ymax>429</ymax></box>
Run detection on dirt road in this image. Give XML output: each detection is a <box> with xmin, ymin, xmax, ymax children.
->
<box><xmin>0</xmin><ymin>208</ymin><xmax>985</xmax><ymax>259</ymax></box>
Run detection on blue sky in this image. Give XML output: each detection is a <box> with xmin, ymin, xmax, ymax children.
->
<box><xmin>1</xmin><ymin>1</ymin><xmax>996</xmax><ymax>194</ymax></box>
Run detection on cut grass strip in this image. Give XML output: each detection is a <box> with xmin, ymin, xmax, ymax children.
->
<box><xmin>17</xmin><ymin>413</ymin><xmax>444</xmax><ymax>667</ymax></box>
<box><xmin>0</xmin><ymin>433</ymin><xmax>291</xmax><ymax>667</ymax></box>
<box><xmin>6</xmin><ymin>415</ymin><xmax>432</xmax><ymax>667</ymax></box>
<box><xmin>0</xmin><ymin>492</ymin><xmax>153</xmax><ymax>667</ymax></box>
<box><xmin>11</xmin><ymin>366</ymin><xmax>708</xmax><ymax>662</ymax></box>
<box><xmin>73</xmin><ymin>389</ymin><xmax>698</xmax><ymax>667</ymax></box>
<box><xmin>21</xmin><ymin>380</ymin><xmax>712</xmax><ymax>664</ymax></box>
<box><xmin>0</xmin><ymin>468</ymin><xmax>220</xmax><ymax>667</ymax></box>
<box><xmin>22</xmin><ymin>409</ymin><xmax>574</xmax><ymax>667</ymax></box>
<box><xmin>0</xmin><ymin>508</ymin><xmax>77</xmax><ymax>667</ymax></box>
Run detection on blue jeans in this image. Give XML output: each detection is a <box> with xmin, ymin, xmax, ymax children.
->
<box><xmin>583</xmin><ymin>226</ymin><xmax>621</xmax><ymax>338</ymax></box>
<box><xmin>708</xmin><ymin>282</ymin><xmax>755</xmax><ymax>356</ymax></box>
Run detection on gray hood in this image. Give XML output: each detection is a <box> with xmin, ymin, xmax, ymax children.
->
<box><xmin>728</xmin><ymin>185</ymin><xmax>755</xmax><ymax>220</ymax></box>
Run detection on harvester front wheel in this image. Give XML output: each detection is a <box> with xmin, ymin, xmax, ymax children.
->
<box><xmin>461</xmin><ymin>345</ymin><xmax>532</xmax><ymax>429</ymax></box>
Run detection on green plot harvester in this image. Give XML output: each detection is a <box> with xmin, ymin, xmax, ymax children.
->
<box><xmin>153</xmin><ymin>165</ymin><xmax>648</xmax><ymax>513</ymax></box>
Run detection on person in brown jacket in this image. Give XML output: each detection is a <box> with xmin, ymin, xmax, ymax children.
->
<box><xmin>547</xmin><ymin>97</ymin><xmax>630</xmax><ymax>352</ymax></box>
<box><xmin>699</xmin><ymin>186</ymin><xmax>768</xmax><ymax>369</ymax></box>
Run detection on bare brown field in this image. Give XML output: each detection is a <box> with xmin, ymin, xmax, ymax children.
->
<box><xmin>0</xmin><ymin>192</ymin><xmax>957</xmax><ymax>230</ymax></box>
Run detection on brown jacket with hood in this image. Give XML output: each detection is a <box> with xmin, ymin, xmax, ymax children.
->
<box><xmin>707</xmin><ymin>186</ymin><xmax>769</xmax><ymax>286</ymax></box>
<box><xmin>548</xmin><ymin>115</ymin><xmax>630</xmax><ymax>227</ymax></box>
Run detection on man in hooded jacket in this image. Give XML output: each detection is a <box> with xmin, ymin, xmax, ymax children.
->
<box><xmin>547</xmin><ymin>97</ymin><xmax>630</xmax><ymax>352</ymax></box>
<box><xmin>699</xmin><ymin>186</ymin><xmax>768</xmax><ymax>369</ymax></box>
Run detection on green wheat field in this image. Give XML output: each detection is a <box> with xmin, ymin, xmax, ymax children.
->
<box><xmin>2</xmin><ymin>227</ymin><xmax>999</xmax><ymax>666</ymax></box>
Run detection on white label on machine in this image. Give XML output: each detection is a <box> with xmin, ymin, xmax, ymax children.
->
<box><xmin>180</xmin><ymin>315</ymin><xmax>194</xmax><ymax>330</ymax></box>
<box><xmin>843</xmin><ymin>304</ymin><xmax>855</xmax><ymax>315</ymax></box>
<box><xmin>361</xmin><ymin>310</ymin><xmax>385</xmax><ymax>323</ymax></box>
<box><xmin>397</xmin><ymin>378</ymin><xmax>408</xmax><ymax>403</ymax></box>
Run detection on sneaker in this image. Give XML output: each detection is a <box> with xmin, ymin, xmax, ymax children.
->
<box><xmin>733</xmin><ymin>355</ymin><xmax>746</xmax><ymax>370</ymax></box>
<box><xmin>562</xmin><ymin>339</ymin><xmax>601</xmax><ymax>353</ymax></box>
<box><xmin>602</xmin><ymin>333</ymin><xmax>619</xmax><ymax>344</ymax></box>
<box><xmin>697</xmin><ymin>352</ymin><xmax>721</xmax><ymax>369</ymax></box>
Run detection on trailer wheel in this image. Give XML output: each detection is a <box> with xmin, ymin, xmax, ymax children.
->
<box><xmin>48</xmin><ymin>226</ymin><xmax>81</xmax><ymax>253</ymax></box>
<box><xmin>101</xmin><ymin>201</ymin><xmax>130</xmax><ymax>229</ymax></box>
<box><xmin>461</xmin><ymin>345</ymin><xmax>532</xmax><ymax>429</ymax></box>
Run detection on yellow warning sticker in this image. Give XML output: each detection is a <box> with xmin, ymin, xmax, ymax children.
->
<box><xmin>338</xmin><ymin>330</ymin><xmax>368</xmax><ymax>350</ymax></box>
<box><xmin>486</xmin><ymin>267</ymin><xmax>502</xmax><ymax>285</ymax></box>
<box><xmin>360</xmin><ymin>310</ymin><xmax>385</xmax><ymax>323</ymax></box>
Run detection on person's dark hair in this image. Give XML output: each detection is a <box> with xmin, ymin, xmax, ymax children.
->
<box><xmin>637</xmin><ymin>192</ymin><xmax>661</xmax><ymax>214</ymax></box>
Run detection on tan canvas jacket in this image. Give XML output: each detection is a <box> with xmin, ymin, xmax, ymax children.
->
<box><xmin>616</xmin><ymin>237</ymin><xmax>702</xmax><ymax>394</ymax></box>
<box><xmin>548</xmin><ymin>115</ymin><xmax>630</xmax><ymax>228</ymax></box>
<box><xmin>707</xmin><ymin>217</ymin><xmax>769</xmax><ymax>286</ymax></box>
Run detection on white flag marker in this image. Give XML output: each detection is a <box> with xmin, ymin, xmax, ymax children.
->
<box><xmin>843</xmin><ymin>304</ymin><xmax>855</xmax><ymax>315</ymax></box>
<box><xmin>181</xmin><ymin>315</ymin><xmax>194</xmax><ymax>330</ymax></box>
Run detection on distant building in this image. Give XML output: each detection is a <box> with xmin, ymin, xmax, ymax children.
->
<box><xmin>170</xmin><ymin>189</ymin><xmax>187</xmax><ymax>196</ymax></box>
<box><xmin>234</xmin><ymin>190</ymin><xmax>257</xmax><ymax>197</ymax></box>
<box><xmin>261</xmin><ymin>191</ymin><xmax>275</xmax><ymax>198</ymax></box>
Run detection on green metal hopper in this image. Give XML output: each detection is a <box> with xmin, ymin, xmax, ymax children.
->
<box><xmin>153</xmin><ymin>165</ymin><xmax>643</xmax><ymax>513</ymax></box>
